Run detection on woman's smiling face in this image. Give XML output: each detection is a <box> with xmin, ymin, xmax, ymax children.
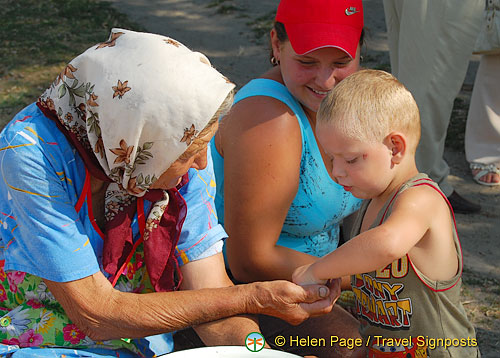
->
<box><xmin>272</xmin><ymin>32</ymin><xmax>361</xmax><ymax>115</ymax></box>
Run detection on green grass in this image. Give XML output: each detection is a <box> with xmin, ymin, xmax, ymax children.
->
<box><xmin>461</xmin><ymin>268</ymin><xmax>500</xmax><ymax>353</ymax></box>
<box><xmin>206</xmin><ymin>0</ymin><xmax>239</xmax><ymax>15</ymax></box>
<box><xmin>0</xmin><ymin>0</ymin><xmax>144</xmax><ymax>127</ymax></box>
<box><xmin>247</xmin><ymin>10</ymin><xmax>276</xmax><ymax>41</ymax></box>
<box><xmin>206</xmin><ymin>0</ymin><xmax>231</xmax><ymax>8</ymax></box>
<box><xmin>446</xmin><ymin>96</ymin><xmax>469</xmax><ymax>151</ymax></box>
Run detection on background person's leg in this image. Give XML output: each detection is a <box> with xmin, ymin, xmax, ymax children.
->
<box><xmin>383</xmin><ymin>0</ymin><xmax>483</xmax><ymax>211</ymax></box>
<box><xmin>465</xmin><ymin>54</ymin><xmax>500</xmax><ymax>184</ymax></box>
<box><xmin>382</xmin><ymin>0</ymin><xmax>403</xmax><ymax>77</ymax></box>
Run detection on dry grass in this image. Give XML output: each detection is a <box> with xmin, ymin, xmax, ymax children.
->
<box><xmin>461</xmin><ymin>268</ymin><xmax>500</xmax><ymax>355</ymax></box>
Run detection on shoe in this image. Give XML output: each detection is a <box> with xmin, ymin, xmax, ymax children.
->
<box><xmin>470</xmin><ymin>162</ymin><xmax>500</xmax><ymax>186</ymax></box>
<box><xmin>447</xmin><ymin>190</ymin><xmax>481</xmax><ymax>214</ymax></box>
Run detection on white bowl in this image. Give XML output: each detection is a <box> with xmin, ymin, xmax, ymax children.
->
<box><xmin>160</xmin><ymin>346</ymin><xmax>301</xmax><ymax>357</ymax></box>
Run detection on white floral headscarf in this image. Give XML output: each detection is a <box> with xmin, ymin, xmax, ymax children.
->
<box><xmin>37</xmin><ymin>29</ymin><xmax>234</xmax><ymax>291</ymax></box>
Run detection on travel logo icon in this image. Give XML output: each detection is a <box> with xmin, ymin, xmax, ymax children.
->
<box><xmin>245</xmin><ymin>332</ymin><xmax>265</xmax><ymax>352</ymax></box>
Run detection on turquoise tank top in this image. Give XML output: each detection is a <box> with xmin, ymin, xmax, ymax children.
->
<box><xmin>210</xmin><ymin>79</ymin><xmax>361</xmax><ymax>257</ymax></box>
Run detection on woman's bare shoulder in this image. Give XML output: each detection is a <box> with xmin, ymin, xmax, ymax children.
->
<box><xmin>215</xmin><ymin>92</ymin><xmax>301</xmax><ymax>157</ymax></box>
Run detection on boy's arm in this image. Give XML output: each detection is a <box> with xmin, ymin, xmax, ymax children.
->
<box><xmin>293</xmin><ymin>186</ymin><xmax>438</xmax><ymax>284</ymax></box>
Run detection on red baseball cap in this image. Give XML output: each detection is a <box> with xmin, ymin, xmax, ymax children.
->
<box><xmin>275</xmin><ymin>0</ymin><xmax>364</xmax><ymax>58</ymax></box>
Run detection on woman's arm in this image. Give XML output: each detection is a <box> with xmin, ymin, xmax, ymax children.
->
<box><xmin>44</xmin><ymin>271</ymin><xmax>335</xmax><ymax>341</ymax></box>
<box><xmin>220</xmin><ymin>97</ymin><xmax>317</xmax><ymax>282</ymax></box>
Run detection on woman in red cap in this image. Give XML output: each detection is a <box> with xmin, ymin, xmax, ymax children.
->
<box><xmin>210</xmin><ymin>0</ymin><xmax>366</xmax><ymax>356</ymax></box>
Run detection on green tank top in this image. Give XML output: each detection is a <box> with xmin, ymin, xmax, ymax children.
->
<box><xmin>350</xmin><ymin>174</ymin><xmax>479</xmax><ymax>358</ymax></box>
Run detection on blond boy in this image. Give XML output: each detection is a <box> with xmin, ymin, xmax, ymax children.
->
<box><xmin>293</xmin><ymin>70</ymin><xmax>479</xmax><ymax>358</ymax></box>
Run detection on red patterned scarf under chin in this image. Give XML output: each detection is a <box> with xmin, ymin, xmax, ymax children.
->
<box><xmin>37</xmin><ymin>101</ymin><xmax>186</xmax><ymax>292</ymax></box>
<box><xmin>102</xmin><ymin>179</ymin><xmax>187</xmax><ymax>292</ymax></box>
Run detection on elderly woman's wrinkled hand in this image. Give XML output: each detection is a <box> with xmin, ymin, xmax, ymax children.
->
<box><xmin>298</xmin><ymin>278</ymin><xmax>342</xmax><ymax>317</ymax></box>
<box><xmin>249</xmin><ymin>280</ymin><xmax>337</xmax><ymax>325</ymax></box>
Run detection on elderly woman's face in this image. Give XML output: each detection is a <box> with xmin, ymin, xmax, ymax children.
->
<box><xmin>150</xmin><ymin>121</ymin><xmax>219</xmax><ymax>190</ymax></box>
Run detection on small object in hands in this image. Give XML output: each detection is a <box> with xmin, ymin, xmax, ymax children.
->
<box><xmin>336</xmin><ymin>290</ymin><xmax>356</xmax><ymax>310</ymax></box>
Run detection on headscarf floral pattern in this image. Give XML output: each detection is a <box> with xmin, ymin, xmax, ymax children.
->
<box><xmin>36</xmin><ymin>28</ymin><xmax>235</xmax><ymax>290</ymax></box>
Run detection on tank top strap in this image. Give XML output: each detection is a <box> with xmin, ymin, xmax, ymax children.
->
<box><xmin>399</xmin><ymin>173</ymin><xmax>435</xmax><ymax>192</ymax></box>
<box><xmin>390</xmin><ymin>173</ymin><xmax>454</xmax><ymax>220</ymax></box>
<box><xmin>379</xmin><ymin>173</ymin><xmax>433</xmax><ymax>224</ymax></box>
<box><xmin>380</xmin><ymin>173</ymin><xmax>463</xmax><ymax>291</ymax></box>
<box><xmin>233</xmin><ymin>79</ymin><xmax>310</xmax><ymax>151</ymax></box>
<box><xmin>352</xmin><ymin>175</ymin><xmax>434</xmax><ymax>235</ymax></box>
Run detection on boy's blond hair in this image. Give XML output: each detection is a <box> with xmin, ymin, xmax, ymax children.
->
<box><xmin>318</xmin><ymin>69</ymin><xmax>421</xmax><ymax>152</ymax></box>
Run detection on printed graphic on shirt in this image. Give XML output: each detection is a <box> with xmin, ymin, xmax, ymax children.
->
<box><xmin>352</xmin><ymin>256</ymin><xmax>412</xmax><ymax>329</ymax></box>
<box><xmin>368</xmin><ymin>336</ymin><xmax>429</xmax><ymax>358</ymax></box>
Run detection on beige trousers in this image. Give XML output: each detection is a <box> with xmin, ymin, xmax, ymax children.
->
<box><xmin>465</xmin><ymin>54</ymin><xmax>500</xmax><ymax>167</ymax></box>
<box><xmin>383</xmin><ymin>0</ymin><xmax>483</xmax><ymax>196</ymax></box>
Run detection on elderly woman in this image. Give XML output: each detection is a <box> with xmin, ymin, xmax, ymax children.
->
<box><xmin>0</xmin><ymin>29</ymin><xmax>336</xmax><ymax>357</ymax></box>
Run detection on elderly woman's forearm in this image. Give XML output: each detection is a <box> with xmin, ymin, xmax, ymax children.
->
<box><xmin>45</xmin><ymin>274</ymin><xmax>258</xmax><ymax>341</ymax></box>
<box><xmin>45</xmin><ymin>273</ymin><xmax>327</xmax><ymax>341</ymax></box>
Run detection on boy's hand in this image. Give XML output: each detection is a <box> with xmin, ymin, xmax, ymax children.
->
<box><xmin>292</xmin><ymin>264</ymin><xmax>327</xmax><ymax>286</ymax></box>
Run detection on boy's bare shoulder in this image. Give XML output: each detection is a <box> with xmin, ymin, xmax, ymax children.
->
<box><xmin>391</xmin><ymin>183</ymin><xmax>450</xmax><ymax>216</ymax></box>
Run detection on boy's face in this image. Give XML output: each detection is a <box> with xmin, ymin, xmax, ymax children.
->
<box><xmin>317</xmin><ymin>121</ymin><xmax>394</xmax><ymax>199</ymax></box>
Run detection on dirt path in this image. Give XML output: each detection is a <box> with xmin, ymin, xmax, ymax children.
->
<box><xmin>105</xmin><ymin>0</ymin><xmax>499</xmax><ymax>355</ymax></box>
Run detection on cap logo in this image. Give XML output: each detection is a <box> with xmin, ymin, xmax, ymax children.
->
<box><xmin>345</xmin><ymin>7</ymin><xmax>359</xmax><ymax>16</ymax></box>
